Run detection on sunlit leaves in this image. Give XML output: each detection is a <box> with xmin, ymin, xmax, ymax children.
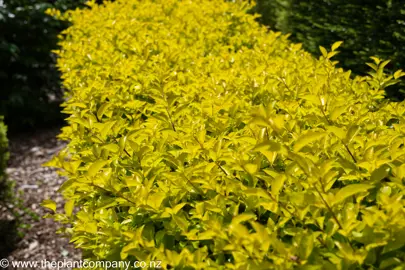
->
<box><xmin>43</xmin><ymin>0</ymin><xmax>405</xmax><ymax>269</ymax></box>
<box><xmin>41</xmin><ymin>199</ymin><xmax>57</xmax><ymax>213</ymax></box>
<box><xmin>87</xmin><ymin>160</ymin><xmax>109</xmax><ymax>177</ymax></box>
<box><xmin>293</xmin><ymin>131</ymin><xmax>327</xmax><ymax>152</ymax></box>
<box><xmin>333</xmin><ymin>184</ymin><xmax>374</xmax><ymax>205</ymax></box>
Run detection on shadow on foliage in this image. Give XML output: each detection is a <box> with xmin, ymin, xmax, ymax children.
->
<box><xmin>251</xmin><ymin>0</ymin><xmax>405</xmax><ymax>101</ymax></box>
<box><xmin>0</xmin><ymin>0</ymin><xmax>105</xmax><ymax>132</ymax></box>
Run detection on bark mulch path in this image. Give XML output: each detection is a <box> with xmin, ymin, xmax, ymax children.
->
<box><xmin>1</xmin><ymin>127</ymin><xmax>81</xmax><ymax>269</ymax></box>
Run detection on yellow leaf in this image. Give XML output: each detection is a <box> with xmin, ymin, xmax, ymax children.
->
<box><xmin>319</xmin><ymin>46</ymin><xmax>328</xmax><ymax>58</ymax></box>
<box><xmin>271</xmin><ymin>174</ymin><xmax>286</xmax><ymax>197</ymax></box>
<box><xmin>394</xmin><ymin>69</ymin><xmax>404</xmax><ymax>80</ymax></box>
<box><xmin>345</xmin><ymin>125</ymin><xmax>360</xmax><ymax>144</ymax></box>
<box><xmin>41</xmin><ymin>199</ymin><xmax>57</xmax><ymax>213</ymax></box>
<box><xmin>85</xmin><ymin>222</ymin><xmax>98</xmax><ymax>234</ymax></box>
<box><xmin>97</xmin><ymin>103</ymin><xmax>112</xmax><ymax>120</ymax></box>
<box><xmin>269</xmin><ymin>115</ymin><xmax>285</xmax><ymax>132</ymax></box>
<box><xmin>172</xmin><ymin>203</ymin><xmax>187</xmax><ymax>214</ymax></box>
<box><xmin>244</xmin><ymin>163</ymin><xmax>258</xmax><ymax>175</ymax></box>
<box><xmin>64</xmin><ymin>200</ymin><xmax>75</xmax><ymax>217</ymax></box>
<box><xmin>326</xmin><ymin>126</ymin><xmax>346</xmax><ymax>140</ymax></box>
<box><xmin>293</xmin><ymin>131</ymin><xmax>327</xmax><ymax>152</ymax></box>
<box><xmin>327</xmin><ymin>51</ymin><xmax>339</xmax><ymax>59</ymax></box>
<box><xmin>88</xmin><ymin>160</ymin><xmax>109</xmax><ymax>177</ymax></box>
<box><xmin>331</xmin><ymin>41</ymin><xmax>343</xmax><ymax>51</ymax></box>
<box><xmin>330</xmin><ymin>105</ymin><xmax>348</xmax><ymax>121</ymax></box>
<box><xmin>100</xmin><ymin>121</ymin><xmax>116</xmax><ymax>138</ymax></box>
<box><xmin>147</xmin><ymin>192</ymin><xmax>166</xmax><ymax>210</ymax></box>
<box><xmin>101</xmin><ymin>144</ymin><xmax>119</xmax><ymax>153</ymax></box>
<box><xmin>231</xmin><ymin>213</ymin><xmax>257</xmax><ymax>225</ymax></box>
<box><xmin>333</xmin><ymin>184</ymin><xmax>373</xmax><ymax>205</ymax></box>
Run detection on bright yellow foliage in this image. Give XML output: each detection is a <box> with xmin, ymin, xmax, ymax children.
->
<box><xmin>45</xmin><ymin>0</ymin><xmax>405</xmax><ymax>269</ymax></box>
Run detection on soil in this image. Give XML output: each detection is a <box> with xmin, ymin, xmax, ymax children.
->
<box><xmin>0</xmin><ymin>127</ymin><xmax>81</xmax><ymax>269</ymax></box>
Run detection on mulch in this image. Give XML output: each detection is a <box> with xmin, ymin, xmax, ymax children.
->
<box><xmin>1</xmin><ymin>127</ymin><xmax>81</xmax><ymax>269</ymax></box>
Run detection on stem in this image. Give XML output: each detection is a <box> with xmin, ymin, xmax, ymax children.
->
<box><xmin>181</xmin><ymin>173</ymin><xmax>205</xmax><ymax>197</ymax></box>
<box><xmin>91</xmin><ymin>184</ymin><xmax>137</xmax><ymax>205</ymax></box>
<box><xmin>313</xmin><ymin>185</ymin><xmax>343</xmax><ymax>230</ymax></box>
<box><xmin>344</xmin><ymin>144</ymin><xmax>357</xmax><ymax>163</ymax></box>
<box><xmin>159</xmin><ymin>84</ymin><xmax>177</xmax><ymax>132</ymax></box>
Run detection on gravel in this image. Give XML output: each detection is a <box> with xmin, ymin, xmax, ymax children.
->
<box><xmin>1</xmin><ymin>127</ymin><xmax>81</xmax><ymax>269</ymax></box>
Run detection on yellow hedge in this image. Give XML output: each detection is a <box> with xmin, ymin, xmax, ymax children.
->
<box><xmin>45</xmin><ymin>0</ymin><xmax>405</xmax><ymax>269</ymax></box>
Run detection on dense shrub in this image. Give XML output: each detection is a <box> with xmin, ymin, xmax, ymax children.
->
<box><xmin>252</xmin><ymin>0</ymin><xmax>405</xmax><ymax>101</ymax></box>
<box><xmin>45</xmin><ymin>0</ymin><xmax>405</xmax><ymax>269</ymax></box>
<box><xmin>0</xmin><ymin>0</ymin><xmax>88</xmax><ymax>130</ymax></box>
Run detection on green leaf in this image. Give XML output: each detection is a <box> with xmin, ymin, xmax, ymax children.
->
<box><xmin>333</xmin><ymin>184</ymin><xmax>373</xmax><ymax>205</ymax></box>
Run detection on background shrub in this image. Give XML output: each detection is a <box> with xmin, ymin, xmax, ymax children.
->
<box><xmin>45</xmin><ymin>0</ymin><xmax>405</xmax><ymax>269</ymax></box>
<box><xmin>0</xmin><ymin>0</ymin><xmax>88</xmax><ymax>131</ymax></box>
<box><xmin>0</xmin><ymin>116</ymin><xmax>8</xmax><ymax>191</ymax></box>
<box><xmin>252</xmin><ymin>0</ymin><xmax>405</xmax><ymax>101</ymax></box>
<box><xmin>0</xmin><ymin>115</ymin><xmax>14</xmax><ymax>257</ymax></box>
<box><xmin>0</xmin><ymin>116</ymin><xmax>39</xmax><ymax>256</ymax></box>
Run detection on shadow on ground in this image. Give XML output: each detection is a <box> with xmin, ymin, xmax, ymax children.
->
<box><xmin>0</xmin><ymin>219</ymin><xmax>20</xmax><ymax>258</ymax></box>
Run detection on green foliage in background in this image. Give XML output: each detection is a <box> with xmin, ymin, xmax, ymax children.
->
<box><xmin>252</xmin><ymin>0</ymin><xmax>405</xmax><ymax>101</ymax></box>
<box><xmin>0</xmin><ymin>0</ymin><xmax>88</xmax><ymax>131</ymax></box>
<box><xmin>45</xmin><ymin>0</ymin><xmax>405</xmax><ymax>269</ymax></box>
<box><xmin>0</xmin><ymin>116</ymin><xmax>8</xmax><ymax>188</ymax></box>
<box><xmin>0</xmin><ymin>116</ymin><xmax>39</xmax><ymax>245</ymax></box>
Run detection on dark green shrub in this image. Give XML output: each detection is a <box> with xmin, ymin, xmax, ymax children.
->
<box><xmin>0</xmin><ymin>116</ymin><xmax>8</xmax><ymax>189</ymax></box>
<box><xmin>253</xmin><ymin>0</ymin><xmax>405</xmax><ymax>101</ymax></box>
<box><xmin>0</xmin><ymin>0</ymin><xmax>88</xmax><ymax>131</ymax></box>
<box><xmin>0</xmin><ymin>116</ymin><xmax>39</xmax><ymax>252</ymax></box>
<box><xmin>0</xmin><ymin>116</ymin><xmax>17</xmax><ymax>257</ymax></box>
